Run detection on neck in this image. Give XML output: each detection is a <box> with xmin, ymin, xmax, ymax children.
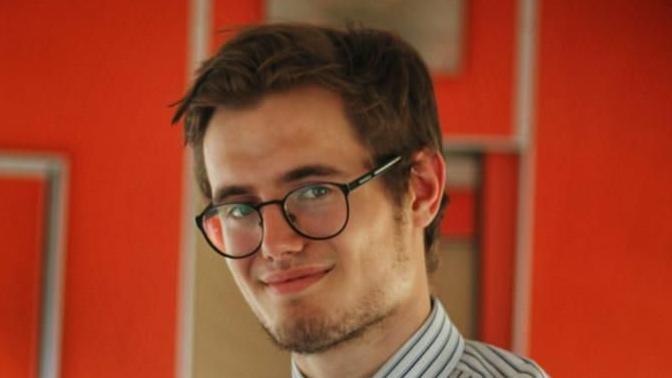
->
<box><xmin>293</xmin><ymin>294</ymin><xmax>432</xmax><ymax>378</ymax></box>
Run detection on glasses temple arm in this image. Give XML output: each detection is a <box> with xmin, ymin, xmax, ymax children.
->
<box><xmin>346</xmin><ymin>155</ymin><xmax>402</xmax><ymax>191</ymax></box>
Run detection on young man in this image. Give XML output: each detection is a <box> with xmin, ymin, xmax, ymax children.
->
<box><xmin>173</xmin><ymin>24</ymin><xmax>547</xmax><ymax>378</ymax></box>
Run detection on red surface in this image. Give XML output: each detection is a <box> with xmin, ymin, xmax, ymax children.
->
<box><xmin>480</xmin><ymin>155</ymin><xmax>518</xmax><ymax>348</ymax></box>
<box><xmin>438</xmin><ymin>0</ymin><xmax>519</xmax><ymax>348</ymax></box>
<box><xmin>0</xmin><ymin>178</ymin><xmax>45</xmax><ymax>378</ymax></box>
<box><xmin>530</xmin><ymin>1</ymin><xmax>672</xmax><ymax>375</ymax></box>
<box><xmin>437</xmin><ymin>0</ymin><xmax>519</xmax><ymax>347</ymax></box>
<box><xmin>212</xmin><ymin>0</ymin><xmax>264</xmax><ymax>51</ymax></box>
<box><xmin>435</xmin><ymin>0</ymin><xmax>516</xmax><ymax>137</ymax></box>
<box><xmin>441</xmin><ymin>189</ymin><xmax>476</xmax><ymax>238</ymax></box>
<box><xmin>0</xmin><ymin>1</ymin><xmax>186</xmax><ymax>376</ymax></box>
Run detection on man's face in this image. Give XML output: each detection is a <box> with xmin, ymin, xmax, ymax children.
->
<box><xmin>202</xmin><ymin>86</ymin><xmax>427</xmax><ymax>353</ymax></box>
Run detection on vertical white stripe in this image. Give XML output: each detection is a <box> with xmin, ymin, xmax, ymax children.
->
<box><xmin>0</xmin><ymin>154</ymin><xmax>68</xmax><ymax>378</ymax></box>
<box><xmin>39</xmin><ymin>159</ymin><xmax>68</xmax><ymax>378</ymax></box>
<box><xmin>176</xmin><ymin>0</ymin><xmax>211</xmax><ymax>377</ymax></box>
<box><xmin>511</xmin><ymin>0</ymin><xmax>539</xmax><ymax>355</ymax></box>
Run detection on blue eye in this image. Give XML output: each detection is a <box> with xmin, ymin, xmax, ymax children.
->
<box><xmin>226</xmin><ymin>204</ymin><xmax>255</xmax><ymax>219</ymax></box>
<box><xmin>296</xmin><ymin>185</ymin><xmax>332</xmax><ymax>200</ymax></box>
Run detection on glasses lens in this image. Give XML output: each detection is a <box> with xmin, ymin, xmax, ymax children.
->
<box><xmin>285</xmin><ymin>183</ymin><xmax>348</xmax><ymax>238</ymax></box>
<box><xmin>201</xmin><ymin>204</ymin><xmax>262</xmax><ymax>257</ymax></box>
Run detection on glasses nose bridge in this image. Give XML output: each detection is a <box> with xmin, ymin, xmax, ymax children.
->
<box><xmin>256</xmin><ymin>198</ymin><xmax>286</xmax><ymax>215</ymax></box>
<box><xmin>256</xmin><ymin>198</ymin><xmax>293</xmax><ymax>227</ymax></box>
<box><xmin>256</xmin><ymin>196</ymin><xmax>305</xmax><ymax>260</ymax></box>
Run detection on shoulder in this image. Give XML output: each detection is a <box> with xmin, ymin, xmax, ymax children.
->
<box><xmin>453</xmin><ymin>340</ymin><xmax>549</xmax><ymax>378</ymax></box>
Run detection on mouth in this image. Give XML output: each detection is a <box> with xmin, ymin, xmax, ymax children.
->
<box><xmin>262</xmin><ymin>267</ymin><xmax>332</xmax><ymax>295</ymax></box>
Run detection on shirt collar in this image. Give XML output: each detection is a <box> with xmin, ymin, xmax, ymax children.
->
<box><xmin>291</xmin><ymin>298</ymin><xmax>465</xmax><ymax>377</ymax></box>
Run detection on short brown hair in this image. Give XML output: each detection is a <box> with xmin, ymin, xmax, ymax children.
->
<box><xmin>172</xmin><ymin>23</ymin><xmax>447</xmax><ymax>271</ymax></box>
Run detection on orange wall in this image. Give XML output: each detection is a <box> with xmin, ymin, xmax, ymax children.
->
<box><xmin>435</xmin><ymin>0</ymin><xmax>516</xmax><ymax>137</ymax></box>
<box><xmin>0</xmin><ymin>1</ymin><xmax>186</xmax><ymax>376</ymax></box>
<box><xmin>436</xmin><ymin>0</ymin><xmax>519</xmax><ymax>348</ymax></box>
<box><xmin>480</xmin><ymin>154</ymin><xmax>519</xmax><ymax>348</ymax></box>
<box><xmin>7</xmin><ymin>1</ymin><xmax>668</xmax><ymax>376</ymax></box>
<box><xmin>530</xmin><ymin>1</ymin><xmax>672</xmax><ymax>375</ymax></box>
<box><xmin>0</xmin><ymin>179</ymin><xmax>45</xmax><ymax>377</ymax></box>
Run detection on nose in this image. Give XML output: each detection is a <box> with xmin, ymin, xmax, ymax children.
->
<box><xmin>259</xmin><ymin>203</ymin><xmax>304</xmax><ymax>260</ymax></box>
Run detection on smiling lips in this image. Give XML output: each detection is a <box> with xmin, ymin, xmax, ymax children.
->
<box><xmin>262</xmin><ymin>267</ymin><xmax>331</xmax><ymax>295</ymax></box>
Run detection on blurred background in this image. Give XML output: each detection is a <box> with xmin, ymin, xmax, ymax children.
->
<box><xmin>1</xmin><ymin>0</ymin><xmax>670</xmax><ymax>377</ymax></box>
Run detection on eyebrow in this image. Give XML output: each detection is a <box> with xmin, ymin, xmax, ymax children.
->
<box><xmin>280</xmin><ymin>164</ymin><xmax>343</xmax><ymax>183</ymax></box>
<box><xmin>212</xmin><ymin>164</ymin><xmax>344</xmax><ymax>204</ymax></box>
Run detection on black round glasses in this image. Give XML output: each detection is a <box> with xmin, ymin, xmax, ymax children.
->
<box><xmin>195</xmin><ymin>156</ymin><xmax>402</xmax><ymax>259</ymax></box>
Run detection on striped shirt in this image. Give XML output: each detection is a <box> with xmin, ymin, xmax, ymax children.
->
<box><xmin>291</xmin><ymin>299</ymin><xmax>548</xmax><ymax>377</ymax></box>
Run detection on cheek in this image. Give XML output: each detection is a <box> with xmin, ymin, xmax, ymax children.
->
<box><xmin>226</xmin><ymin>258</ymin><xmax>255</xmax><ymax>291</ymax></box>
<box><xmin>338</xmin><ymin>196</ymin><xmax>398</xmax><ymax>271</ymax></box>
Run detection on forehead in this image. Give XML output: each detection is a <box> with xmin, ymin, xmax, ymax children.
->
<box><xmin>202</xmin><ymin>86</ymin><xmax>370</xmax><ymax>192</ymax></box>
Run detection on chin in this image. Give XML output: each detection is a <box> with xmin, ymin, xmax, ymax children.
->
<box><xmin>264</xmin><ymin>312</ymin><xmax>379</xmax><ymax>354</ymax></box>
<box><xmin>261</xmin><ymin>294</ymin><xmax>392</xmax><ymax>355</ymax></box>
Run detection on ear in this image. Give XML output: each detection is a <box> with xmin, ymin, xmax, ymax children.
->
<box><xmin>408</xmin><ymin>149</ymin><xmax>446</xmax><ymax>228</ymax></box>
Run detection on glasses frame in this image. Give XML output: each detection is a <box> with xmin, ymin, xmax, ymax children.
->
<box><xmin>195</xmin><ymin>155</ymin><xmax>403</xmax><ymax>259</ymax></box>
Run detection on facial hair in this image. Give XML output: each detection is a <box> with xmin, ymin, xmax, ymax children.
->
<box><xmin>260</xmin><ymin>209</ymin><xmax>411</xmax><ymax>354</ymax></box>
<box><xmin>261</xmin><ymin>294</ymin><xmax>390</xmax><ymax>354</ymax></box>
